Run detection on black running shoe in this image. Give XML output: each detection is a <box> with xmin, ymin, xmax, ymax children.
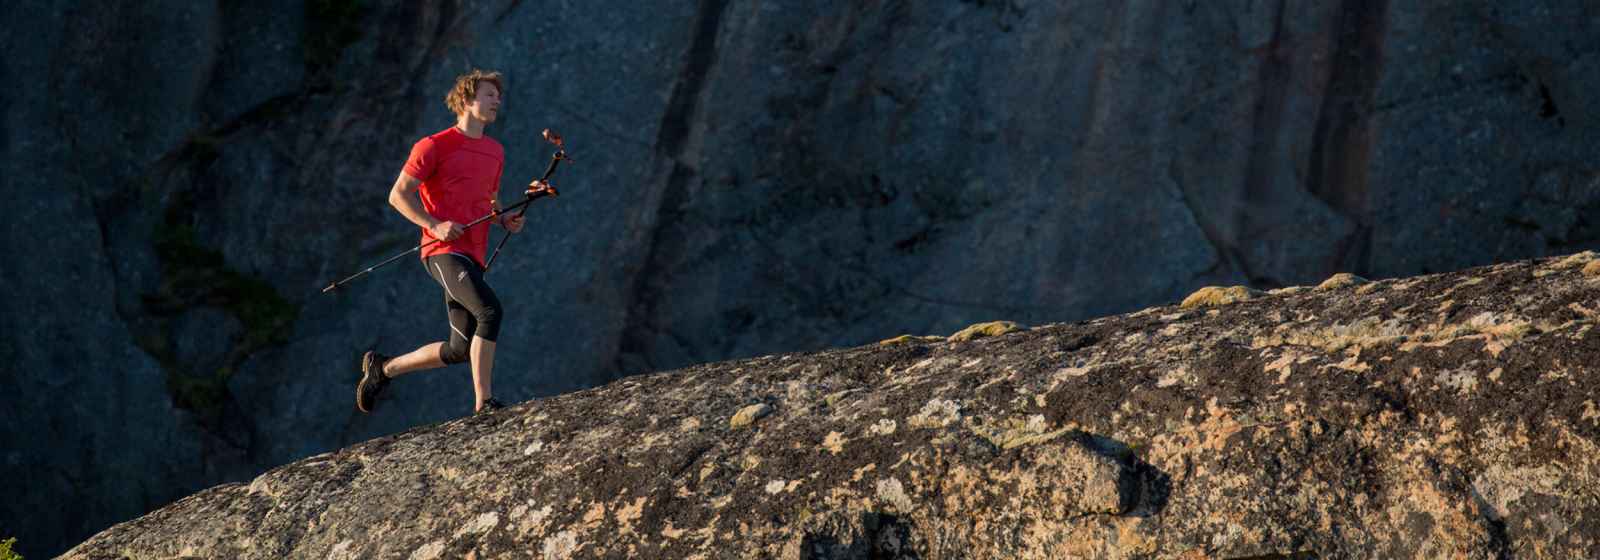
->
<box><xmin>475</xmin><ymin>398</ymin><xmax>506</xmax><ymax>415</ymax></box>
<box><xmin>356</xmin><ymin>351</ymin><xmax>391</xmax><ymax>413</ymax></box>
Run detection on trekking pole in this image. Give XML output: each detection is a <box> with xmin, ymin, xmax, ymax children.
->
<box><xmin>320</xmin><ymin>191</ymin><xmax>554</xmax><ymax>294</ymax></box>
<box><xmin>484</xmin><ymin>128</ymin><xmax>570</xmax><ymax>272</ymax></box>
<box><xmin>320</xmin><ymin>129</ymin><xmax>570</xmax><ymax>294</ymax></box>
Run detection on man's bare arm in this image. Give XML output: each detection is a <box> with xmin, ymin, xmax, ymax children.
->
<box><xmin>389</xmin><ymin>172</ymin><xmax>462</xmax><ymax>241</ymax></box>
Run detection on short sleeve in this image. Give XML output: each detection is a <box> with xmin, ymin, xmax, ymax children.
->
<box><xmin>403</xmin><ymin>137</ymin><xmax>437</xmax><ymax>181</ymax></box>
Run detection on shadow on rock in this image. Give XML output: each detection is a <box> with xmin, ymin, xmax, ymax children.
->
<box><xmin>800</xmin><ymin>512</ymin><xmax>922</xmax><ymax>560</ymax></box>
<box><xmin>1075</xmin><ymin>431</ymin><xmax>1172</xmax><ymax>517</ymax></box>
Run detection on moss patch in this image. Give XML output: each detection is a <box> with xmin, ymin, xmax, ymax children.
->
<box><xmin>1180</xmin><ymin>285</ymin><xmax>1262</xmax><ymax>308</ymax></box>
<box><xmin>151</xmin><ymin>222</ymin><xmax>297</xmax><ymax>346</ymax></box>
<box><xmin>948</xmin><ymin>321</ymin><xmax>1025</xmax><ymax>342</ymax></box>
<box><xmin>167</xmin><ymin>368</ymin><xmax>233</xmax><ymax>419</ymax></box>
<box><xmin>142</xmin><ymin>191</ymin><xmax>299</xmax><ymax>421</ymax></box>
<box><xmin>1317</xmin><ymin>272</ymin><xmax>1369</xmax><ymax>290</ymax></box>
<box><xmin>877</xmin><ymin>334</ymin><xmax>944</xmax><ymax>346</ymax></box>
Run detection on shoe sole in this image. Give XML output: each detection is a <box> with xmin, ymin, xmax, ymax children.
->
<box><xmin>357</xmin><ymin>351</ymin><xmax>381</xmax><ymax>413</ymax></box>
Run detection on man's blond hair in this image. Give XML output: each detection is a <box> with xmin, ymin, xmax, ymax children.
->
<box><xmin>445</xmin><ymin>69</ymin><xmax>505</xmax><ymax>116</ymax></box>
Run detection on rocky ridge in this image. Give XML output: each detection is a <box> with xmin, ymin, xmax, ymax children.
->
<box><xmin>7</xmin><ymin>1</ymin><xmax>1600</xmax><ymax>555</ymax></box>
<box><xmin>64</xmin><ymin>252</ymin><xmax>1600</xmax><ymax>559</ymax></box>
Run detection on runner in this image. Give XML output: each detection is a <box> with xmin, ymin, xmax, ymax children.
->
<box><xmin>356</xmin><ymin>69</ymin><xmax>546</xmax><ymax>415</ymax></box>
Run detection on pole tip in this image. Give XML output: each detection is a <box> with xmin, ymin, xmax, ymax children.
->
<box><xmin>322</xmin><ymin>283</ymin><xmax>337</xmax><ymax>294</ymax></box>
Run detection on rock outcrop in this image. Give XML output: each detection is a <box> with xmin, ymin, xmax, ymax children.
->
<box><xmin>7</xmin><ymin>1</ymin><xmax>1600</xmax><ymax>556</ymax></box>
<box><xmin>65</xmin><ymin>253</ymin><xmax>1600</xmax><ymax>558</ymax></box>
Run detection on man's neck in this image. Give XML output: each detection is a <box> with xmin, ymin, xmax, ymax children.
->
<box><xmin>454</xmin><ymin>116</ymin><xmax>486</xmax><ymax>139</ymax></box>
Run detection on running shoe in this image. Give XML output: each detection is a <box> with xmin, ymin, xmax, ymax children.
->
<box><xmin>476</xmin><ymin>398</ymin><xmax>506</xmax><ymax>415</ymax></box>
<box><xmin>356</xmin><ymin>351</ymin><xmax>391</xmax><ymax>413</ymax></box>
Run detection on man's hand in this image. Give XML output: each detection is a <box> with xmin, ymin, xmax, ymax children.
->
<box><xmin>527</xmin><ymin>179</ymin><xmax>557</xmax><ymax>198</ymax></box>
<box><xmin>429</xmin><ymin>221</ymin><xmax>464</xmax><ymax>241</ymax></box>
<box><xmin>499</xmin><ymin>213</ymin><xmax>525</xmax><ymax>233</ymax></box>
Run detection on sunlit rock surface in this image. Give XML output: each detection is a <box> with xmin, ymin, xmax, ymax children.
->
<box><xmin>65</xmin><ymin>253</ymin><xmax>1600</xmax><ymax>558</ymax></box>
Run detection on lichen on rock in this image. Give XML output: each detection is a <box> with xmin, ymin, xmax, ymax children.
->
<box><xmin>729</xmin><ymin>403</ymin><xmax>774</xmax><ymax>428</ymax></box>
<box><xmin>62</xmin><ymin>255</ymin><xmax>1600</xmax><ymax>559</ymax></box>
<box><xmin>1536</xmin><ymin>250</ymin><xmax>1596</xmax><ymax>277</ymax></box>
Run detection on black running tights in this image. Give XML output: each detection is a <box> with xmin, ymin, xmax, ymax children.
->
<box><xmin>423</xmin><ymin>253</ymin><xmax>502</xmax><ymax>364</ymax></box>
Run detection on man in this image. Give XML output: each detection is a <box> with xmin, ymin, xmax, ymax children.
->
<box><xmin>356</xmin><ymin>69</ymin><xmax>547</xmax><ymax>415</ymax></box>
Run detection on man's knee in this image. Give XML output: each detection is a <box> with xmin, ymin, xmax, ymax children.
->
<box><xmin>475</xmin><ymin>303</ymin><xmax>499</xmax><ymax>327</ymax></box>
<box><xmin>440</xmin><ymin>339</ymin><xmax>470</xmax><ymax>364</ymax></box>
<box><xmin>474</xmin><ymin>303</ymin><xmax>501</xmax><ymax>341</ymax></box>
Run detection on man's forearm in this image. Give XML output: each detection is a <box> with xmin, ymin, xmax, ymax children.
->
<box><xmin>389</xmin><ymin>188</ymin><xmax>438</xmax><ymax>230</ymax></box>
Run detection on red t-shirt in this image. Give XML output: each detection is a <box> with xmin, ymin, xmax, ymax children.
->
<box><xmin>403</xmin><ymin>127</ymin><xmax>505</xmax><ymax>266</ymax></box>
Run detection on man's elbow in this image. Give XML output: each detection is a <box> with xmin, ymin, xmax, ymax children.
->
<box><xmin>388</xmin><ymin>183</ymin><xmax>412</xmax><ymax>207</ymax></box>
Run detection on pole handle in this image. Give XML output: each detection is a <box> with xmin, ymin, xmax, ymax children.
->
<box><xmin>485</xmin><ymin>133</ymin><xmax>570</xmax><ymax>272</ymax></box>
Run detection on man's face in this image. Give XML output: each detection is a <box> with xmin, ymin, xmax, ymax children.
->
<box><xmin>465</xmin><ymin>82</ymin><xmax>501</xmax><ymax>123</ymax></box>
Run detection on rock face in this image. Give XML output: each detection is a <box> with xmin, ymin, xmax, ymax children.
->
<box><xmin>64</xmin><ymin>254</ymin><xmax>1600</xmax><ymax>558</ymax></box>
<box><xmin>6</xmin><ymin>0</ymin><xmax>1600</xmax><ymax>556</ymax></box>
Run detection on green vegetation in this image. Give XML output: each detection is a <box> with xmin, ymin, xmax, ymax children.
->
<box><xmin>0</xmin><ymin>537</ymin><xmax>22</xmax><ymax>560</ymax></box>
<box><xmin>143</xmin><ymin>192</ymin><xmax>300</xmax><ymax>421</ymax></box>
<box><xmin>167</xmin><ymin>369</ymin><xmax>233</xmax><ymax>420</ymax></box>
<box><xmin>152</xmin><ymin>221</ymin><xmax>298</xmax><ymax>348</ymax></box>
<box><xmin>877</xmin><ymin>334</ymin><xmax>944</xmax><ymax>345</ymax></box>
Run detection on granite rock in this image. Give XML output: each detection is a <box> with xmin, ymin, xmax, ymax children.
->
<box><xmin>64</xmin><ymin>254</ymin><xmax>1600</xmax><ymax>558</ymax></box>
